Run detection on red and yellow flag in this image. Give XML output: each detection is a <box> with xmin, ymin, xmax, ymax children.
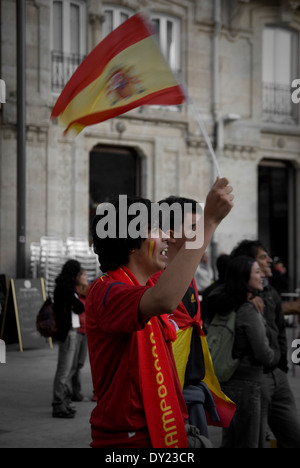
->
<box><xmin>173</xmin><ymin>327</ymin><xmax>236</xmax><ymax>428</ymax></box>
<box><xmin>51</xmin><ymin>13</ymin><xmax>185</xmax><ymax>135</ymax></box>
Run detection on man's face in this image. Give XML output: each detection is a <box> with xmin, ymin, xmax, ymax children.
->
<box><xmin>166</xmin><ymin>212</ymin><xmax>202</xmax><ymax>261</ymax></box>
<box><xmin>136</xmin><ymin>228</ymin><xmax>169</xmax><ymax>275</ymax></box>
<box><xmin>255</xmin><ymin>247</ymin><xmax>273</xmax><ymax>278</ymax></box>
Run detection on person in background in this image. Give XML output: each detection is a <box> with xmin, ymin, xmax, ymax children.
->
<box><xmin>282</xmin><ymin>296</ymin><xmax>300</xmax><ymax>316</ymax></box>
<box><xmin>201</xmin><ymin>253</ymin><xmax>230</xmax><ymax>331</ymax></box>
<box><xmin>52</xmin><ymin>259</ymin><xmax>84</xmax><ymax>419</ymax></box>
<box><xmin>219</xmin><ymin>255</ymin><xmax>278</xmax><ymax>448</ymax></box>
<box><xmin>270</xmin><ymin>256</ymin><xmax>300</xmax><ymax>318</ymax></box>
<box><xmin>229</xmin><ymin>240</ymin><xmax>300</xmax><ymax>448</ymax></box>
<box><xmin>69</xmin><ymin>269</ymin><xmax>90</xmax><ymax>402</ymax></box>
<box><xmin>194</xmin><ymin>252</ymin><xmax>214</xmax><ymax>296</ymax></box>
<box><xmin>270</xmin><ymin>256</ymin><xmax>289</xmax><ymax>294</ymax></box>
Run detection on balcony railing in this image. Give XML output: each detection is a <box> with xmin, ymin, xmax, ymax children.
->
<box><xmin>51</xmin><ymin>51</ymin><xmax>86</xmax><ymax>94</ymax></box>
<box><xmin>262</xmin><ymin>82</ymin><xmax>297</xmax><ymax>124</ymax></box>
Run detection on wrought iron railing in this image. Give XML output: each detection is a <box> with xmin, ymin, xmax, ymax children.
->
<box><xmin>262</xmin><ymin>82</ymin><xmax>297</xmax><ymax>124</ymax></box>
<box><xmin>51</xmin><ymin>51</ymin><xmax>86</xmax><ymax>94</ymax></box>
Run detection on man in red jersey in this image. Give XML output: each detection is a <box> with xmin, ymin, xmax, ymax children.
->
<box><xmin>85</xmin><ymin>178</ymin><xmax>234</xmax><ymax>448</ymax></box>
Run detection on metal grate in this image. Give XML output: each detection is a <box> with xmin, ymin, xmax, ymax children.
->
<box><xmin>262</xmin><ymin>82</ymin><xmax>297</xmax><ymax>124</ymax></box>
<box><xmin>51</xmin><ymin>51</ymin><xmax>85</xmax><ymax>94</ymax></box>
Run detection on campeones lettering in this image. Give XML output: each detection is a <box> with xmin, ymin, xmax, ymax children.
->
<box><xmin>149</xmin><ymin>324</ymin><xmax>180</xmax><ymax>448</ymax></box>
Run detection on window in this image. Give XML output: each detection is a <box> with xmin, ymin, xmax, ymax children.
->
<box><xmin>51</xmin><ymin>0</ymin><xmax>87</xmax><ymax>93</ymax></box>
<box><xmin>151</xmin><ymin>14</ymin><xmax>181</xmax><ymax>75</ymax></box>
<box><xmin>262</xmin><ymin>26</ymin><xmax>299</xmax><ymax>124</ymax></box>
<box><xmin>102</xmin><ymin>6</ymin><xmax>181</xmax><ymax>75</ymax></box>
<box><xmin>102</xmin><ymin>5</ymin><xmax>134</xmax><ymax>38</ymax></box>
<box><xmin>101</xmin><ymin>6</ymin><xmax>182</xmax><ymax>112</ymax></box>
<box><xmin>89</xmin><ymin>145</ymin><xmax>141</xmax><ymax>240</ymax></box>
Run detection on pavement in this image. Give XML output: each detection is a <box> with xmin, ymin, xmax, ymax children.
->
<box><xmin>0</xmin><ymin>326</ymin><xmax>300</xmax><ymax>449</ymax></box>
<box><xmin>0</xmin><ymin>342</ymin><xmax>96</xmax><ymax>448</ymax></box>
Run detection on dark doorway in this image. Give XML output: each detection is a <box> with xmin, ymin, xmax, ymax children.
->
<box><xmin>258</xmin><ymin>159</ymin><xmax>295</xmax><ymax>289</ymax></box>
<box><xmin>89</xmin><ymin>145</ymin><xmax>141</xmax><ymax>238</ymax></box>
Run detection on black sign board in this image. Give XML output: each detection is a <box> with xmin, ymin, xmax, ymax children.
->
<box><xmin>0</xmin><ymin>275</ymin><xmax>7</xmax><ymax>336</ymax></box>
<box><xmin>0</xmin><ymin>274</ymin><xmax>7</xmax><ymax>311</ymax></box>
<box><xmin>0</xmin><ymin>278</ymin><xmax>52</xmax><ymax>351</ymax></box>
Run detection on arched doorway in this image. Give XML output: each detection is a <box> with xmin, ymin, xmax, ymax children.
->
<box><xmin>89</xmin><ymin>145</ymin><xmax>141</xmax><ymax>238</ymax></box>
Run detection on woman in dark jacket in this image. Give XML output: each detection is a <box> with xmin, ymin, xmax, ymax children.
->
<box><xmin>220</xmin><ymin>256</ymin><xmax>278</xmax><ymax>448</ymax></box>
<box><xmin>52</xmin><ymin>260</ymin><xmax>84</xmax><ymax>418</ymax></box>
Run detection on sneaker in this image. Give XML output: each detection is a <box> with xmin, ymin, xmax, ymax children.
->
<box><xmin>72</xmin><ymin>395</ymin><xmax>84</xmax><ymax>402</ymax></box>
<box><xmin>66</xmin><ymin>405</ymin><xmax>77</xmax><ymax>415</ymax></box>
<box><xmin>52</xmin><ymin>411</ymin><xmax>75</xmax><ymax>419</ymax></box>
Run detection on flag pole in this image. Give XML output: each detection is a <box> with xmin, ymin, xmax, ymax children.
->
<box><xmin>180</xmin><ymin>80</ymin><xmax>221</xmax><ymax>178</ymax></box>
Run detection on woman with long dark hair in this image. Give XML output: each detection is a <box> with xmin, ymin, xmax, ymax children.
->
<box><xmin>52</xmin><ymin>260</ymin><xmax>84</xmax><ymax>418</ymax></box>
<box><xmin>220</xmin><ymin>255</ymin><xmax>278</xmax><ymax>448</ymax></box>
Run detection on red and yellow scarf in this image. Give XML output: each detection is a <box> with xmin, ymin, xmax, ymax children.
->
<box><xmin>172</xmin><ymin>278</ymin><xmax>236</xmax><ymax>427</ymax></box>
<box><xmin>105</xmin><ymin>266</ymin><xmax>188</xmax><ymax>448</ymax></box>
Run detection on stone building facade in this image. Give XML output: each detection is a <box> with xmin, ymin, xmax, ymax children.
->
<box><xmin>0</xmin><ymin>0</ymin><xmax>300</xmax><ymax>287</ymax></box>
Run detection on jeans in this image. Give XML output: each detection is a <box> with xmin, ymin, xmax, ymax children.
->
<box><xmin>221</xmin><ymin>379</ymin><xmax>261</xmax><ymax>448</ymax></box>
<box><xmin>52</xmin><ymin>329</ymin><xmax>77</xmax><ymax>414</ymax></box>
<box><xmin>69</xmin><ymin>332</ymin><xmax>88</xmax><ymax>400</ymax></box>
<box><xmin>260</xmin><ymin>368</ymin><xmax>300</xmax><ymax>448</ymax></box>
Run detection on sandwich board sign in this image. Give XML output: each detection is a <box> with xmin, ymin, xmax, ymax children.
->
<box><xmin>0</xmin><ymin>278</ymin><xmax>52</xmax><ymax>352</ymax></box>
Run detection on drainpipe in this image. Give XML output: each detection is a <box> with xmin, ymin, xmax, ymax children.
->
<box><xmin>16</xmin><ymin>0</ymin><xmax>26</xmax><ymax>278</ymax></box>
<box><xmin>210</xmin><ymin>0</ymin><xmax>221</xmax><ymax>279</ymax></box>
<box><xmin>213</xmin><ymin>0</ymin><xmax>221</xmax><ymax>148</ymax></box>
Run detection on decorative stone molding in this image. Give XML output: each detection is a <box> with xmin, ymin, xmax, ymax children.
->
<box><xmin>186</xmin><ymin>135</ymin><xmax>215</xmax><ymax>157</ymax></box>
<box><xmin>223</xmin><ymin>143</ymin><xmax>259</xmax><ymax>160</ymax></box>
<box><xmin>186</xmin><ymin>135</ymin><xmax>209</xmax><ymax>149</ymax></box>
<box><xmin>88</xmin><ymin>13</ymin><xmax>105</xmax><ymax>25</ymax></box>
<box><xmin>137</xmin><ymin>0</ymin><xmax>150</xmax><ymax>9</ymax></box>
<box><xmin>288</xmin><ymin>1</ymin><xmax>300</xmax><ymax>10</ymax></box>
<box><xmin>26</xmin><ymin>125</ymin><xmax>48</xmax><ymax>143</ymax></box>
<box><xmin>279</xmin><ymin>0</ymin><xmax>300</xmax><ymax>23</ymax></box>
<box><xmin>224</xmin><ymin>0</ymin><xmax>252</xmax><ymax>33</ymax></box>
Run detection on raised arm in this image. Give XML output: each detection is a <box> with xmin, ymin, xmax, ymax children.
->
<box><xmin>139</xmin><ymin>177</ymin><xmax>234</xmax><ymax>320</ymax></box>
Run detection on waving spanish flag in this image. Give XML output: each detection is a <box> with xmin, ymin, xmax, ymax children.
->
<box><xmin>51</xmin><ymin>13</ymin><xmax>185</xmax><ymax>135</ymax></box>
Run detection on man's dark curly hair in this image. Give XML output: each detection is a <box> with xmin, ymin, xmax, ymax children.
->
<box><xmin>158</xmin><ymin>195</ymin><xmax>201</xmax><ymax>232</ymax></box>
<box><xmin>92</xmin><ymin>196</ymin><xmax>153</xmax><ymax>272</ymax></box>
<box><xmin>230</xmin><ymin>239</ymin><xmax>267</xmax><ymax>260</ymax></box>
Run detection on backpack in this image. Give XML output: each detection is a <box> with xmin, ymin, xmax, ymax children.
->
<box><xmin>206</xmin><ymin>310</ymin><xmax>239</xmax><ymax>383</ymax></box>
<box><xmin>36</xmin><ymin>298</ymin><xmax>58</xmax><ymax>338</ymax></box>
